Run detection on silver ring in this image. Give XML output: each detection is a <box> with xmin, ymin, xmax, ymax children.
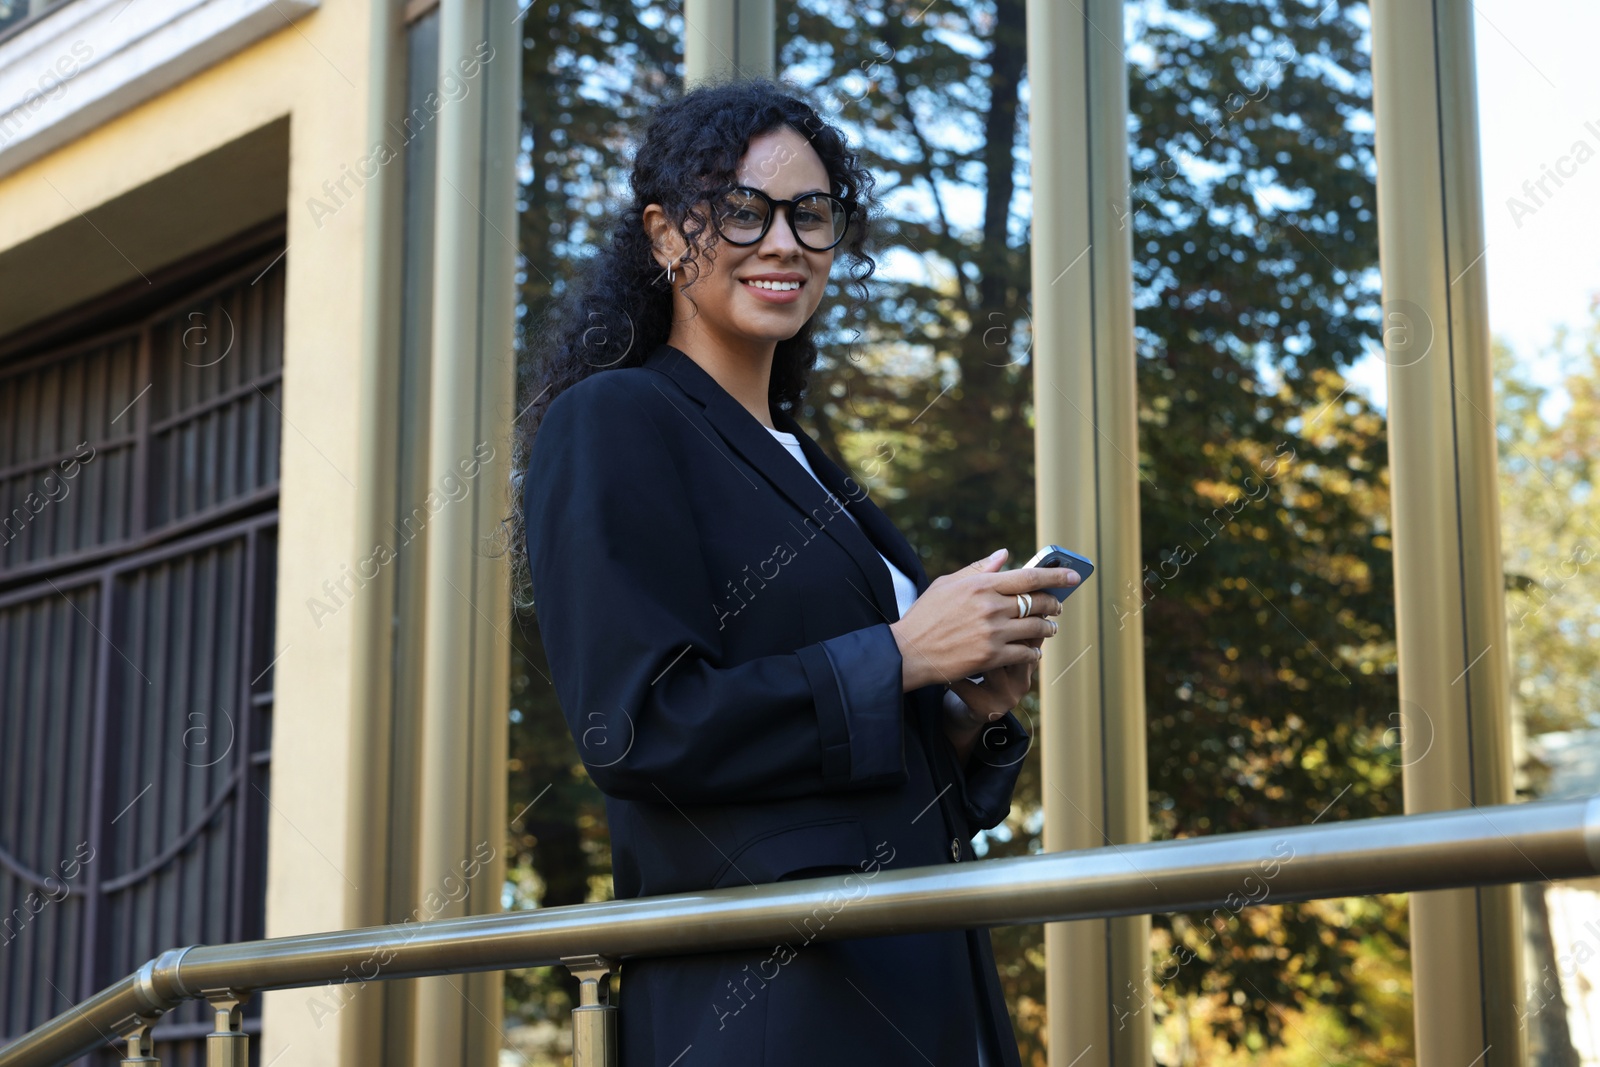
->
<box><xmin>1014</xmin><ymin>593</ymin><xmax>1025</xmax><ymax>618</ymax></box>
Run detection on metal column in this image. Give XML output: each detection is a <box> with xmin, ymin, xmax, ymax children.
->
<box><xmin>1027</xmin><ymin>2</ymin><xmax>1151</xmax><ymax>1066</ymax></box>
<box><xmin>1370</xmin><ymin>2</ymin><xmax>1522</xmax><ymax>1064</ymax></box>
<box><xmin>341</xmin><ymin>0</ymin><xmax>407</xmax><ymax>1061</ymax></box>
<box><xmin>412</xmin><ymin>0</ymin><xmax>520</xmax><ymax>1064</ymax></box>
<box><xmin>684</xmin><ymin>0</ymin><xmax>774</xmax><ymax>83</ymax></box>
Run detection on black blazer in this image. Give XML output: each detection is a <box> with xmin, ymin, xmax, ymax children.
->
<box><xmin>523</xmin><ymin>342</ymin><xmax>1032</xmax><ymax>1066</ymax></box>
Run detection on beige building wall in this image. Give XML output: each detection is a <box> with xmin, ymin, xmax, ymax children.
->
<box><xmin>0</xmin><ymin>2</ymin><xmax>389</xmax><ymax>1063</ymax></box>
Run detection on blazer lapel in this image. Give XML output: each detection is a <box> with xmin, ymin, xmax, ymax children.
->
<box><xmin>773</xmin><ymin>409</ymin><xmax>931</xmax><ymax>597</ymax></box>
<box><xmin>642</xmin><ymin>344</ymin><xmax>906</xmax><ymax>622</ymax></box>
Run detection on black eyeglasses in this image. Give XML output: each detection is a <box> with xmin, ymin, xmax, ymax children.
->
<box><xmin>710</xmin><ymin>186</ymin><xmax>855</xmax><ymax>252</ymax></box>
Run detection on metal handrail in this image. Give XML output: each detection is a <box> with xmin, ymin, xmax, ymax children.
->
<box><xmin>5</xmin><ymin>794</ymin><xmax>1600</xmax><ymax>1066</ymax></box>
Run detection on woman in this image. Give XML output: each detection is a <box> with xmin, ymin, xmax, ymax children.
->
<box><xmin>516</xmin><ymin>77</ymin><xmax>1075</xmax><ymax>1067</ymax></box>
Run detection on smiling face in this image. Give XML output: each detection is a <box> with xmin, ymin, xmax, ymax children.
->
<box><xmin>644</xmin><ymin>125</ymin><xmax>840</xmax><ymax>361</ymax></box>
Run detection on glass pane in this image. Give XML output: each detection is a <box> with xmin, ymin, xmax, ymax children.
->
<box><xmin>1126</xmin><ymin>0</ymin><xmax>1404</xmax><ymax>1054</ymax></box>
<box><xmin>504</xmin><ymin>3</ymin><xmax>683</xmax><ymax>1058</ymax></box>
<box><xmin>0</xmin><ymin>1</ymin><xmax>26</xmax><ymax>36</ymax></box>
<box><xmin>0</xmin><ymin>0</ymin><xmax>72</xmax><ymax>38</ymax></box>
<box><xmin>1474</xmin><ymin>0</ymin><xmax>1600</xmax><ymax>1061</ymax></box>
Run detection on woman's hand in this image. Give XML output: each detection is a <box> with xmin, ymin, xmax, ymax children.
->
<box><xmin>940</xmin><ymin>649</ymin><xmax>1040</xmax><ymax>766</ymax></box>
<box><xmin>889</xmin><ymin>547</ymin><xmax>1074</xmax><ymax>693</ymax></box>
<box><xmin>948</xmin><ymin>639</ymin><xmax>1042</xmax><ymax>723</ymax></box>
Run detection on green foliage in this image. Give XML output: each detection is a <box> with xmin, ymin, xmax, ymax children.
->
<box><xmin>1496</xmin><ymin>309</ymin><xmax>1600</xmax><ymax>743</ymax></box>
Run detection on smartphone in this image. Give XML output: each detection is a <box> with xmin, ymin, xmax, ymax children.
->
<box><xmin>1022</xmin><ymin>544</ymin><xmax>1095</xmax><ymax>601</ymax></box>
<box><xmin>964</xmin><ymin>545</ymin><xmax>1094</xmax><ymax>685</ymax></box>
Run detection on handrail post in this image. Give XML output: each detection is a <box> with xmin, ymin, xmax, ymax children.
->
<box><xmin>119</xmin><ymin>1012</ymin><xmax>161</xmax><ymax>1065</ymax></box>
<box><xmin>202</xmin><ymin>990</ymin><xmax>249</xmax><ymax>1067</ymax></box>
<box><xmin>563</xmin><ymin>953</ymin><xmax>618</xmax><ymax>1067</ymax></box>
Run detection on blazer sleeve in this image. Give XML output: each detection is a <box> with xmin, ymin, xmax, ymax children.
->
<box><xmin>523</xmin><ymin>375</ymin><xmax>909</xmax><ymax>806</ymax></box>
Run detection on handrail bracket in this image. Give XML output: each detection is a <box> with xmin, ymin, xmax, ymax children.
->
<box><xmin>562</xmin><ymin>953</ymin><xmax>618</xmax><ymax>1067</ymax></box>
<box><xmin>119</xmin><ymin>1012</ymin><xmax>162</xmax><ymax>1066</ymax></box>
<box><xmin>202</xmin><ymin>989</ymin><xmax>250</xmax><ymax>1067</ymax></box>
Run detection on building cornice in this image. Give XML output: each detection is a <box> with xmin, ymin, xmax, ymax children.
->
<box><xmin>0</xmin><ymin>0</ymin><xmax>319</xmax><ymax>182</ymax></box>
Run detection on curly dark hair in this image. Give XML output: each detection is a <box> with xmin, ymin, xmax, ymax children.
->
<box><xmin>504</xmin><ymin>74</ymin><xmax>881</xmax><ymax>612</ymax></box>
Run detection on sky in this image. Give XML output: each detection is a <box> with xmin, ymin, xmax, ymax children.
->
<box><xmin>1345</xmin><ymin>0</ymin><xmax>1600</xmax><ymax>413</ymax></box>
<box><xmin>1476</xmin><ymin>0</ymin><xmax>1600</xmax><ymax>382</ymax></box>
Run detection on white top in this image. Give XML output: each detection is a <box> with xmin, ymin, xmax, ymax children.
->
<box><xmin>765</xmin><ymin>427</ymin><xmax>919</xmax><ymax>618</ymax></box>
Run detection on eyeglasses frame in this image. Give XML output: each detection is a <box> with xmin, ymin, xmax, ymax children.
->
<box><xmin>709</xmin><ymin>185</ymin><xmax>857</xmax><ymax>252</ymax></box>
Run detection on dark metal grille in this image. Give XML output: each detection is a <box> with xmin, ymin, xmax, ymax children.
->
<box><xmin>0</xmin><ymin>334</ymin><xmax>140</xmax><ymax>573</ymax></box>
<box><xmin>0</xmin><ymin>256</ymin><xmax>284</xmax><ymax>583</ymax></box>
<box><xmin>0</xmin><ymin>241</ymin><xmax>283</xmax><ymax>1064</ymax></box>
<box><xmin>145</xmin><ymin>276</ymin><xmax>283</xmax><ymax>530</ymax></box>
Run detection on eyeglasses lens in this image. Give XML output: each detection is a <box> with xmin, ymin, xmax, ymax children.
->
<box><xmin>717</xmin><ymin>190</ymin><xmax>847</xmax><ymax>249</ymax></box>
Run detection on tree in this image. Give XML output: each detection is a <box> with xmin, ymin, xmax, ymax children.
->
<box><xmin>1497</xmin><ymin>309</ymin><xmax>1600</xmax><ymax>746</ymax></box>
